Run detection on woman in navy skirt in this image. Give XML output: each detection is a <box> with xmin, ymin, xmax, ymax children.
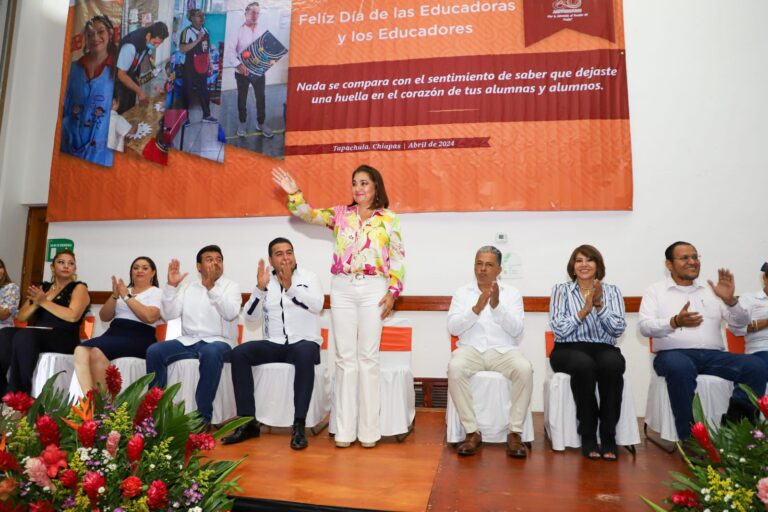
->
<box><xmin>74</xmin><ymin>256</ymin><xmax>162</xmax><ymax>393</ymax></box>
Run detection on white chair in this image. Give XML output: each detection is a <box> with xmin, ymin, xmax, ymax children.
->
<box><xmin>542</xmin><ymin>332</ymin><xmax>639</xmax><ymax>453</ymax></box>
<box><xmin>644</xmin><ymin>338</ymin><xmax>732</xmax><ymax>447</ymax></box>
<box><xmin>252</xmin><ymin>329</ymin><xmax>331</xmax><ymax>433</ymax></box>
<box><xmin>165</xmin><ymin>323</ymin><xmax>242</xmax><ymax>425</ymax></box>
<box><xmin>329</xmin><ymin>324</ymin><xmax>417</xmax><ymax>441</ymax></box>
<box><xmin>445</xmin><ymin>336</ymin><xmax>535</xmax><ymax>445</ymax></box>
<box><xmin>31</xmin><ymin>316</ymin><xmax>95</xmax><ymax>397</ymax></box>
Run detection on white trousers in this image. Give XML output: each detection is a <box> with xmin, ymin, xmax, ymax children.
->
<box><xmin>447</xmin><ymin>346</ymin><xmax>533</xmax><ymax>434</ymax></box>
<box><xmin>331</xmin><ymin>275</ymin><xmax>387</xmax><ymax>444</ymax></box>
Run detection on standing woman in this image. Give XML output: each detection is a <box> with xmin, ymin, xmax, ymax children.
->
<box><xmin>0</xmin><ymin>259</ymin><xmax>21</xmax><ymax>330</ymax></box>
<box><xmin>733</xmin><ymin>262</ymin><xmax>768</xmax><ymax>370</ymax></box>
<box><xmin>272</xmin><ymin>166</ymin><xmax>405</xmax><ymax>448</ymax></box>
<box><xmin>0</xmin><ymin>250</ymin><xmax>90</xmax><ymax>395</ymax></box>
<box><xmin>548</xmin><ymin>245</ymin><xmax>626</xmax><ymax>461</ymax></box>
<box><xmin>74</xmin><ymin>257</ymin><xmax>162</xmax><ymax>393</ymax></box>
<box><xmin>61</xmin><ymin>15</ymin><xmax>118</xmax><ymax>167</ymax></box>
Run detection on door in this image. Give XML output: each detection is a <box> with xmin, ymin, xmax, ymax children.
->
<box><xmin>21</xmin><ymin>206</ymin><xmax>48</xmax><ymax>292</ymax></box>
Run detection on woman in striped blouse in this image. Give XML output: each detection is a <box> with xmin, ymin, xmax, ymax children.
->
<box><xmin>549</xmin><ymin>245</ymin><xmax>626</xmax><ymax>461</ymax></box>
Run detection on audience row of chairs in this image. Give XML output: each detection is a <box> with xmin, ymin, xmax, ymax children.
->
<box><xmin>22</xmin><ymin>318</ymin><xmax>748</xmax><ymax>449</ymax></box>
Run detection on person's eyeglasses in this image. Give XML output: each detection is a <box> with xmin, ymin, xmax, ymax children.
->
<box><xmin>674</xmin><ymin>254</ymin><xmax>700</xmax><ymax>262</ymax></box>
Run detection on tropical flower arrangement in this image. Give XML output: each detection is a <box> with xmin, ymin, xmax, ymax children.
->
<box><xmin>0</xmin><ymin>366</ymin><xmax>249</xmax><ymax>511</ymax></box>
<box><xmin>643</xmin><ymin>386</ymin><xmax>768</xmax><ymax>512</ymax></box>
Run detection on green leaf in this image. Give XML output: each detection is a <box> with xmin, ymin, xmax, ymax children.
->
<box><xmin>640</xmin><ymin>496</ymin><xmax>669</xmax><ymax>511</ymax></box>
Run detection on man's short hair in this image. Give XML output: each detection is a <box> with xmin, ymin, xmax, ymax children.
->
<box><xmin>246</xmin><ymin>2</ymin><xmax>260</xmax><ymax>12</ymax></box>
<box><xmin>476</xmin><ymin>245</ymin><xmax>502</xmax><ymax>265</ymax></box>
<box><xmin>665</xmin><ymin>241</ymin><xmax>694</xmax><ymax>262</ymax></box>
<box><xmin>197</xmin><ymin>244</ymin><xmax>223</xmax><ymax>263</ymax></box>
<box><xmin>268</xmin><ymin>237</ymin><xmax>293</xmax><ymax>257</ymax></box>
<box><xmin>148</xmin><ymin>21</ymin><xmax>169</xmax><ymax>40</ymax></box>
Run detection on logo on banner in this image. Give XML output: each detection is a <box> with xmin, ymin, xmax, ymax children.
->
<box><xmin>523</xmin><ymin>0</ymin><xmax>615</xmax><ymax>46</ymax></box>
<box><xmin>551</xmin><ymin>0</ymin><xmax>584</xmax><ymax>21</ymax></box>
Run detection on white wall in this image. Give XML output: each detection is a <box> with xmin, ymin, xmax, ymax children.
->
<box><xmin>3</xmin><ymin>0</ymin><xmax>768</xmax><ymax>414</ymax></box>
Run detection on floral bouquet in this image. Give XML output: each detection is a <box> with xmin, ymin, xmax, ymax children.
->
<box><xmin>643</xmin><ymin>385</ymin><xmax>768</xmax><ymax>512</ymax></box>
<box><xmin>0</xmin><ymin>366</ymin><xmax>249</xmax><ymax>511</ymax></box>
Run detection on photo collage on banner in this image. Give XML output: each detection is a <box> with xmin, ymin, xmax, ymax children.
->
<box><xmin>222</xmin><ymin>0</ymin><xmax>291</xmax><ymax>159</ymax></box>
<box><xmin>60</xmin><ymin>0</ymin><xmax>124</xmax><ymax>167</ymax></box>
<box><xmin>163</xmin><ymin>0</ymin><xmax>227</xmax><ymax>163</ymax></box>
<box><xmin>60</xmin><ymin>0</ymin><xmax>174</xmax><ymax>167</ymax></box>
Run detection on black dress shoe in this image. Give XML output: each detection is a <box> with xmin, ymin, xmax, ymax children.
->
<box><xmin>221</xmin><ymin>420</ymin><xmax>261</xmax><ymax>445</ymax></box>
<box><xmin>291</xmin><ymin>422</ymin><xmax>308</xmax><ymax>450</ymax></box>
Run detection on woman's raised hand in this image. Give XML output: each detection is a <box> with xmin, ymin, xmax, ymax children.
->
<box><xmin>272</xmin><ymin>167</ymin><xmax>300</xmax><ymax>195</ymax></box>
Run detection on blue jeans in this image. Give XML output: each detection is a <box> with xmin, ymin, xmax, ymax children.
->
<box><xmin>753</xmin><ymin>350</ymin><xmax>768</xmax><ymax>372</ymax></box>
<box><xmin>146</xmin><ymin>340</ymin><xmax>232</xmax><ymax>422</ymax></box>
<box><xmin>653</xmin><ymin>349</ymin><xmax>767</xmax><ymax>440</ymax></box>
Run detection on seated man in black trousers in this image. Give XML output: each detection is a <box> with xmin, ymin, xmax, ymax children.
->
<box><xmin>222</xmin><ymin>237</ymin><xmax>324</xmax><ymax>449</ymax></box>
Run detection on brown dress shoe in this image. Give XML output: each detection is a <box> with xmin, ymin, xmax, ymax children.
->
<box><xmin>457</xmin><ymin>431</ymin><xmax>482</xmax><ymax>456</ymax></box>
<box><xmin>506</xmin><ymin>432</ymin><xmax>527</xmax><ymax>458</ymax></box>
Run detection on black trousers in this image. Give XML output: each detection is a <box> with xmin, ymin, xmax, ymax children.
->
<box><xmin>230</xmin><ymin>339</ymin><xmax>320</xmax><ymax>422</ymax></box>
<box><xmin>550</xmin><ymin>342</ymin><xmax>625</xmax><ymax>443</ymax></box>
<box><xmin>182</xmin><ymin>64</ymin><xmax>210</xmax><ymax>117</ymax></box>
<box><xmin>0</xmin><ymin>327</ymin><xmax>80</xmax><ymax>395</ymax></box>
<box><xmin>235</xmin><ymin>72</ymin><xmax>265</xmax><ymax>124</ymax></box>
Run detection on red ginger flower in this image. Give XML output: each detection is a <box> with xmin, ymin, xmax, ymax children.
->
<box><xmin>40</xmin><ymin>444</ymin><xmax>67</xmax><ymax>478</ymax></box>
<box><xmin>690</xmin><ymin>422</ymin><xmax>721</xmax><ymax>463</ymax></box>
<box><xmin>134</xmin><ymin>387</ymin><xmax>163</xmax><ymax>425</ymax></box>
<box><xmin>58</xmin><ymin>469</ymin><xmax>79</xmax><ymax>490</ymax></box>
<box><xmin>670</xmin><ymin>489</ymin><xmax>699</xmax><ymax>507</ymax></box>
<box><xmin>185</xmin><ymin>433</ymin><xmax>215</xmax><ymax>464</ymax></box>
<box><xmin>757</xmin><ymin>395</ymin><xmax>768</xmax><ymax>419</ymax></box>
<box><xmin>2</xmin><ymin>392</ymin><xmax>34</xmax><ymax>415</ymax></box>
<box><xmin>0</xmin><ymin>451</ymin><xmax>19</xmax><ymax>473</ymax></box>
<box><xmin>105</xmin><ymin>364</ymin><xmax>122</xmax><ymax>400</ymax></box>
<box><xmin>82</xmin><ymin>471</ymin><xmax>105</xmax><ymax>504</ymax></box>
<box><xmin>147</xmin><ymin>480</ymin><xmax>168</xmax><ymax>510</ymax></box>
<box><xmin>127</xmin><ymin>434</ymin><xmax>144</xmax><ymax>463</ymax></box>
<box><xmin>35</xmin><ymin>415</ymin><xmax>60</xmax><ymax>447</ymax></box>
<box><xmin>77</xmin><ymin>420</ymin><xmax>98</xmax><ymax>448</ymax></box>
<box><xmin>28</xmin><ymin>501</ymin><xmax>54</xmax><ymax>512</ymax></box>
<box><xmin>120</xmin><ymin>475</ymin><xmax>143</xmax><ymax>498</ymax></box>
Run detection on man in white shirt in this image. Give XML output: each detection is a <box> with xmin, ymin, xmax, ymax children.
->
<box><xmin>224</xmin><ymin>2</ymin><xmax>274</xmax><ymax>138</ymax></box>
<box><xmin>732</xmin><ymin>262</ymin><xmax>768</xmax><ymax>368</ymax></box>
<box><xmin>447</xmin><ymin>246</ymin><xmax>533</xmax><ymax>458</ymax></box>
<box><xmin>146</xmin><ymin>245</ymin><xmax>242</xmax><ymax>429</ymax></box>
<box><xmin>639</xmin><ymin>241</ymin><xmax>767</xmax><ymax>440</ymax></box>
<box><xmin>222</xmin><ymin>238</ymin><xmax>323</xmax><ymax>449</ymax></box>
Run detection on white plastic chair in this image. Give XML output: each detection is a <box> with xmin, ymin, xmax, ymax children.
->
<box><xmin>31</xmin><ymin>316</ymin><xmax>95</xmax><ymax>397</ymax></box>
<box><xmin>542</xmin><ymin>332</ymin><xmax>639</xmax><ymax>453</ymax></box>
<box><xmin>644</xmin><ymin>338</ymin><xmax>732</xmax><ymax>447</ymax></box>
<box><xmin>445</xmin><ymin>335</ymin><xmax>535</xmax><ymax>444</ymax></box>
<box><xmin>329</xmin><ymin>324</ymin><xmax>416</xmax><ymax>441</ymax></box>
<box><xmin>252</xmin><ymin>328</ymin><xmax>331</xmax><ymax>433</ymax></box>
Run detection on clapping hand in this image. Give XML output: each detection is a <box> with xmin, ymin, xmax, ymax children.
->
<box><xmin>489</xmin><ymin>281</ymin><xmax>500</xmax><ymax>309</ymax></box>
<box><xmin>167</xmin><ymin>259</ymin><xmax>188</xmax><ymax>287</ymax></box>
<box><xmin>256</xmin><ymin>259</ymin><xmax>270</xmax><ymax>291</ymax></box>
<box><xmin>111</xmin><ymin>276</ymin><xmax>121</xmax><ymax>298</ymax></box>
<box><xmin>473</xmin><ymin>287</ymin><xmax>492</xmax><ymax>315</ymax></box>
<box><xmin>27</xmin><ymin>285</ymin><xmax>47</xmax><ymax>305</ymax></box>
<box><xmin>675</xmin><ymin>301</ymin><xmax>703</xmax><ymax>328</ymax></box>
<box><xmin>708</xmin><ymin>268</ymin><xmax>736</xmax><ymax>305</ymax></box>
<box><xmin>272</xmin><ymin>167</ymin><xmax>300</xmax><ymax>195</ymax></box>
<box><xmin>276</xmin><ymin>261</ymin><xmax>292</xmax><ymax>290</ymax></box>
<box><xmin>116</xmin><ymin>278</ymin><xmax>129</xmax><ymax>299</ymax></box>
<box><xmin>591</xmin><ymin>280</ymin><xmax>604</xmax><ymax>309</ymax></box>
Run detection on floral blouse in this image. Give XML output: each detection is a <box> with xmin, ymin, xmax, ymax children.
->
<box><xmin>288</xmin><ymin>191</ymin><xmax>405</xmax><ymax>298</ymax></box>
<box><xmin>0</xmin><ymin>282</ymin><xmax>21</xmax><ymax>328</ymax></box>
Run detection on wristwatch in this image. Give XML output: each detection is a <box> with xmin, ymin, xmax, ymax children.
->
<box><xmin>126</xmin><ymin>293</ymin><xmax>134</xmax><ymax>300</ymax></box>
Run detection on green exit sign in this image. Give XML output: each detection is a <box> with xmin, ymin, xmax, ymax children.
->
<box><xmin>46</xmin><ymin>239</ymin><xmax>74</xmax><ymax>262</ymax></box>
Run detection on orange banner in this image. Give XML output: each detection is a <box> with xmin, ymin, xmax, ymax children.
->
<box><xmin>48</xmin><ymin>0</ymin><xmax>631</xmax><ymax>221</ymax></box>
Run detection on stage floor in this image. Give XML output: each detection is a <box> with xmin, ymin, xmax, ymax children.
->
<box><xmin>212</xmin><ymin>410</ymin><xmax>686</xmax><ymax>511</ymax></box>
